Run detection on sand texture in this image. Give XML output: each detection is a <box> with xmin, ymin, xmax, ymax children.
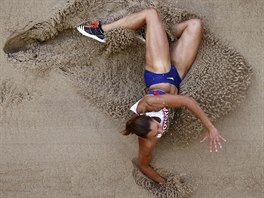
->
<box><xmin>1</xmin><ymin>0</ymin><xmax>263</xmax><ymax>197</ymax></box>
<box><xmin>3</xmin><ymin>0</ymin><xmax>253</xmax><ymax>144</ymax></box>
<box><xmin>131</xmin><ymin>158</ymin><xmax>195</xmax><ymax>198</ymax></box>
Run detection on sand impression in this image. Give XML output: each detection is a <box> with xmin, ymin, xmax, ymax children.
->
<box><xmin>3</xmin><ymin>0</ymin><xmax>253</xmax><ymax>197</ymax></box>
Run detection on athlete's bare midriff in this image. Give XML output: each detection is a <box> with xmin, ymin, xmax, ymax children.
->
<box><xmin>148</xmin><ymin>83</ymin><xmax>178</xmax><ymax>95</ymax></box>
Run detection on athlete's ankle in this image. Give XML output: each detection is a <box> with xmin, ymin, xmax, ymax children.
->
<box><xmin>101</xmin><ymin>24</ymin><xmax>108</xmax><ymax>32</ymax></box>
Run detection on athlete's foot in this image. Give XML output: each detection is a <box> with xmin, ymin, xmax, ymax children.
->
<box><xmin>77</xmin><ymin>21</ymin><xmax>105</xmax><ymax>43</ymax></box>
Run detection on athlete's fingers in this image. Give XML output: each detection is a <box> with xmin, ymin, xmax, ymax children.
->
<box><xmin>200</xmin><ymin>136</ymin><xmax>208</xmax><ymax>143</ymax></box>
<box><xmin>209</xmin><ymin>140</ymin><xmax>213</xmax><ymax>153</ymax></box>
<box><xmin>214</xmin><ymin>140</ymin><xmax>218</xmax><ymax>152</ymax></box>
<box><xmin>215</xmin><ymin>136</ymin><xmax>222</xmax><ymax>149</ymax></box>
<box><xmin>219</xmin><ymin>135</ymin><xmax>227</xmax><ymax>142</ymax></box>
<box><xmin>218</xmin><ymin>141</ymin><xmax>223</xmax><ymax>149</ymax></box>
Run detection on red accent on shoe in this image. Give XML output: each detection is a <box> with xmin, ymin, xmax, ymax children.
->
<box><xmin>83</xmin><ymin>21</ymin><xmax>99</xmax><ymax>28</ymax></box>
<box><xmin>91</xmin><ymin>21</ymin><xmax>99</xmax><ymax>27</ymax></box>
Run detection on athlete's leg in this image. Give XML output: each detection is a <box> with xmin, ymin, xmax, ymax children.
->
<box><xmin>170</xmin><ymin>19</ymin><xmax>204</xmax><ymax>79</ymax></box>
<box><xmin>102</xmin><ymin>8</ymin><xmax>170</xmax><ymax>72</ymax></box>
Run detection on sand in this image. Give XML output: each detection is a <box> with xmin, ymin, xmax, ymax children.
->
<box><xmin>0</xmin><ymin>0</ymin><xmax>263</xmax><ymax>197</ymax></box>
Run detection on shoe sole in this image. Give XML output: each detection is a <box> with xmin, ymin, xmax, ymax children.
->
<box><xmin>77</xmin><ymin>26</ymin><xmax>106</xmax><ymax>43</ymax></box>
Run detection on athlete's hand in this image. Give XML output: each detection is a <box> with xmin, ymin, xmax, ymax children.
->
<box><xmin>200</xmin><ymin>126</ymin><xmax>226</xmax><ymax>152</ymax></box>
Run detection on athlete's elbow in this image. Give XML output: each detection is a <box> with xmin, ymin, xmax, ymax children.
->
<box><xmin>138</xmin><ymin>161</ymin><xmax>150</xmax><ymax>174</ymax></box>
<box><xmin>138</xmin><ymin>162</ymin><xmax>147</xmax><ymax>170</ymax></box>
<box><xmin>138</xmin><ymin>156</ymin><xmax>151</xmax><ymax>170</ymax></box>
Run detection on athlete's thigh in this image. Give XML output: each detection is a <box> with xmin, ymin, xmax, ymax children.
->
<box><xmin>145</xmin><ymin>10</ymin><xmax>171</xmax><ymax>72</ymax></box>
<box><xmin>170</xmin><ymin>19</ymin><xmax>203</xmax><ymax>78</ymax></box>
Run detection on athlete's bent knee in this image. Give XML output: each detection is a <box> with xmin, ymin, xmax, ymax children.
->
<box><xmin>144</xmin><ymin>8</ymin><xmax>159</xmax><ymax>18</ymax></box>
<box><xmin>189</xmin><ymin>19</ymin><xmax>204</xmax><ymax>34</ymax></box>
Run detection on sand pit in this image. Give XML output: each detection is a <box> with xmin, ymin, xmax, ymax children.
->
<box><xmin>3</xmin><ymin>0</ymin><xmax>253</xmax><ymax>144</ymax></box>
<box><xmin>1</xmin><ymin>0</ymin><xmax>263</xmax><ymax>197</ymax></box>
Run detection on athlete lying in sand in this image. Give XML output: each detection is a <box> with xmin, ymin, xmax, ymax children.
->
<box><xmin>77</xmin><ymin>8</ymin><xmax>226</xmax><ymax>185</ymax></box>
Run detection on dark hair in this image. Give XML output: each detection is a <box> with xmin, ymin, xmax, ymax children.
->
<box><xmin>121</xmin><ymin>115</ymin><xmax>153</xmax><ymax>138</ymax></box>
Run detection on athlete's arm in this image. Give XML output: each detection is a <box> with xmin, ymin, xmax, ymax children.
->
<box><xmin>137</xmin><ymin>139</ymin><xmax>166</xmax><ymax>184</ymax></box>
<box><xmin>144</xmin><ymin>94</ymin><xmax>213</xmax><ymax>128</ymax></box>
<box><xmin>141</xmin><ymin>94</ymin><xmax>226</xmax><ymax>152</ymax></box>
